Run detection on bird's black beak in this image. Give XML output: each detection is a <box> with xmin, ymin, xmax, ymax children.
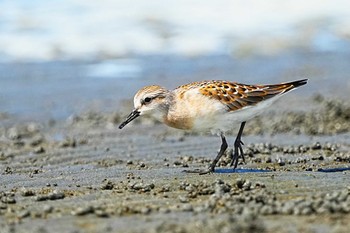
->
<box><xmin>119</xmin><ymin>110</ymin><xmax>140</xmax><ymax>129</ymax></box>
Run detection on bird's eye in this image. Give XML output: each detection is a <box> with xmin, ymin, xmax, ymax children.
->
<box><xmin>144</xmin><ymin>97</ymin><xmax>152</xmax><ymax>103</ymax></box>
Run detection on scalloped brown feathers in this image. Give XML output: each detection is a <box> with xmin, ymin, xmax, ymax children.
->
<box><xmin>175</xmin><ymin>79</ymin><xmax>307</xmax><ymax>111</ymax></box>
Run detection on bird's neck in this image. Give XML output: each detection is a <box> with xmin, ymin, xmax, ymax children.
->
<box><xmin>161</xmin><ymin>91</ymin><xmax>194</xmax><ymax>130</ymax></box>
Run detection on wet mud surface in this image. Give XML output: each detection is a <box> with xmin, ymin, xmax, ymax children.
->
<box><xmin>1</xmin><ymin>94</ymin><xmax>350</xmax><ymax>233</ymax></box>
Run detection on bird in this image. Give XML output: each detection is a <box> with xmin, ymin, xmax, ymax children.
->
<box><xmin>119</xmin><ymin>79</ymin><xmax>308</xmax><ymax>174</ymax></box>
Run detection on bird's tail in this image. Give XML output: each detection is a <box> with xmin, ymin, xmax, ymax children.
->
<box><xmin>262</xmin><ymin>78</ymin><xmax>308</xmax><ymax>95</ymax></box>
<box><xmin>284</xmin><ymin>79</ymin><xmax>308</xmax><ymax>88</ymax></box>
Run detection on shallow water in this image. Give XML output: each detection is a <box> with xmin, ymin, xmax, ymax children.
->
<box><xmin>1</xmin><ymin>52</ymin><xmax>349</xmax><ymax>122</ymax></box>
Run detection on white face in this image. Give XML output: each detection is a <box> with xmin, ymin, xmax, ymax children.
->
<box><xmin>134</xmin><ymin>94</ymin><xmax>165</xmax><ymax>117</ymax></box>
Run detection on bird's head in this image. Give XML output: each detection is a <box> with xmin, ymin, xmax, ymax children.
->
<box><xmin>119</xmin><ymin>85</ymin><xmax>169</xmax><ymax>129</ymax></box>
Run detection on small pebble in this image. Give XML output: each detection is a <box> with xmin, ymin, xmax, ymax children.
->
<box><xmin>33</xmin><ymin>146</ymin><xmax>45</xmax><ymax>154</ymax></box>
<box><xmin>95</xmin><ymin>210</ymin><xmax>109</xmax><ymax>218</ymax></box>
<box><xmin>1</xmin><ymin>196</ymin><xmax>16</xmax><ymax>204</ymax></box>
<box><xmin>36</xmin><ymin>191</ymin><xmax>65</xmax><ymax>201</ymax></box>
<box><xmin>30</xmin><ymin>136</ymin><xmax>44</xmax><ymax>147</ymax></box>
<box><xmin>0</xmin><ymin>203</ymin><xmax>7</xmax><ymax>209</ymax></box>
<box><xmin>49</xmin><ymin>191</ymin><xmax>65</xmax><ymax>200</ymax></box>
<box><xmin>18</xmin><ymin>210</ymin><xmax>30</xmax><ymax>218</ymax></box>
<box><xmin>20</xmin><ymin>188</ymin><xmax>36</xmax><ymax>197</ymax></box>
<box><xmin>181</xmin><ymin>204</ymin><xmax>193</xmax><ymax>212</ymax></box>
<box><xmin>311</xmin><ymin>142</ymin><xmax>322</xmax><ymax>150</ymax></box>
<box><xmin>242</xmin><ymin>180</ymin><xmax>251</xmax><ymax>191</ymax></box>
<box><xmin>43</xmin><ymin>205</ymin><xmax>54</xmax><ymax>213</ymax></box>
<box><xmin>277</xmin><ymin>158</ymin><xmax>285</xmax><ymax>166</ymax></box>
<box><xmin>72</xmin><ymin>206</ymin><xmax>94</xmax><ymax>216</ymax></box>
<box><xmin>235</xmin><ymin>178</ymin><xmax>245</xmax><ymax>189</ymax></box>
<box><xmin>140</xmin><ymin>207</ymin><xmax>151</xmax><ymax>215</ymax></box>
<box><xmin>178</xmin><ymin>196</ymin><xmax>189</xmax><ymax>203</ymax></box>
<box><xmin>101</xmin><ymin>180</ymin><xmax>114</xmax><ymax>190</ymax></box>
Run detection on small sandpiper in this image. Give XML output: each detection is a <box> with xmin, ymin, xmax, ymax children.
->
<box><xmin>119</xmin><ymin>79</ymin><xmax>308</xmax><ymax>174</ymax></box>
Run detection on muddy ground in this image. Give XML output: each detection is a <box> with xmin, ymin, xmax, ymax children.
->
<box><xmin>0</xmin><ymin>94</ymin><xmax>350</xmax><ymax>233</ymax></box>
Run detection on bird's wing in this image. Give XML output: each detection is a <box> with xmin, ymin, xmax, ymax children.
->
<box><xmin>195</xmin><ymin>79</ymin><xmax>307</xmax><ymax>112</ymax></box>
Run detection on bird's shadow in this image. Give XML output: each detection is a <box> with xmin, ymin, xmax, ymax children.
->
<box><xmin>214</xmin><ymin>168</ymin><xmax>271</xmax><ymax>173</ymax></box>
<box><xmin>214</xmin><ymin>167</ymin><xmax>350</xmax><ymax>173</ymax></box>
<box><xmin>317</xmin><ymin>167</ymin><xmax>350</xmax><ymax>173</ymax></box>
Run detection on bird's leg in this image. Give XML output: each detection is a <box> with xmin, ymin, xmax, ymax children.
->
<box><xmin>230</xmin><ymin>121</ymin><xmax>246</xmax><ymax>169</ymax></box>
<box><xmin>202</xmin><ymin>133</ymin><xmax>228</xmax><ymax>174</ymax></box>
<box><xmin>183</xmin><ymin>133</ymin><xmax>228</xmax><ymax>175</ymax></box>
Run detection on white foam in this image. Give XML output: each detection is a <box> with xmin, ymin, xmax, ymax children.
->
<box><xmin>1</xmin><ymin>0</ymin><xmax>350</xmax><ymax>61</ymax></box>
<box><xmin>85</xmin><ymin>59</ymin><xmax>142</xmax><ymax>78</ymax></box>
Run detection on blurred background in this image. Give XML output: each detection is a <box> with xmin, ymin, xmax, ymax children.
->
<box><xmin>1</xmin><ymin>0</ymin><xmax>350</xmax><ymax>122</ymax></box>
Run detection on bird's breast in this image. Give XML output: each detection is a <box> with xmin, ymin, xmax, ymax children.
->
<box><xmin>163</xmin><ymin>114</ymin><xmax>194</xmax><ymax>130</ymax></box>
<box><xmin>163</xmin><ymin>90</ymin><xmax>227</xmax><ymax>131</ymax></box>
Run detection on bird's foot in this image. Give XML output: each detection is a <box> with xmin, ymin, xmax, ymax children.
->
<box><xmin>230</xmin><ymin>139</ymin><xmax>245</xmax><ymax>168</ymax></box>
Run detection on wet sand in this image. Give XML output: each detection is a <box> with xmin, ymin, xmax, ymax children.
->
<box><xmin>1</xmin><ymin>93</ymin><xmax>350</xmax><ymax>233</ymax></box>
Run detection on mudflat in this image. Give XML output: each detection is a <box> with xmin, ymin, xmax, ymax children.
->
<box><xmin>1</xmin><ymin>93</ymin><xmax>350</xmax><ymax>233</ymax></box>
